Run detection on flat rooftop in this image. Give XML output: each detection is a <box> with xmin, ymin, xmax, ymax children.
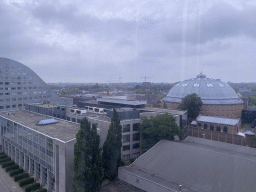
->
<box><xmin>30</xmin><ymin>103</ymin><xmax>60</xmax><ymax>108</ymax></box>
<box><xmin>140</xmin><ymin>107</ymin><xmax>187</xmax><ymax>116</ymax></box>
<box><xmin>0</xmin><ymin>110</ymin><xmax>80</xmax><ymax>142</ymax></box>
<box><xmin>97</xmin><ymin>98</ymin><xmax>147</xmax><ymax>105</ymax></box>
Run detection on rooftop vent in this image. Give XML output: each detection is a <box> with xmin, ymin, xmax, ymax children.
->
<box><xmin>196</xmin><ymin>72</ymin><xmax>206</xmax><ymax>78</ymax></box>
<box><xmin>36</xmin><ymin>119</ymin><xmax>58</xmax><ymax>126</ymax></box>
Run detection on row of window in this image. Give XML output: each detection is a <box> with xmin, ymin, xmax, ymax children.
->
<box><xmin>198</xmin><ymin>123</ymin><xmax>228</xmax><ymax>132</ymax></box>
<box><xmin>123</xmin><ymin>143</ymin><xmax>140</xmax><ymax>151</ymax></box>
<box><xmin>123</xmin><ymin>133</ymin><xmax>140</xmax><ymax>143</ymax></box>
<box><xmin>123</xmin><ymin>123</ymin><xmax>140</xmax><ymax>133</ymax></box>
<box><xmin>7</xmin><ymin>149</ymin><xmax>55</xmax><ymax>190</ymax></box>
<box><xmin>123</xmin><ymin>152</ymin><xmax>140</xmax><ymax>160</ymax></box>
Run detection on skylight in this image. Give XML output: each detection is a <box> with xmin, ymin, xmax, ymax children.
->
<box><xmin>36</xmin><ymin>119</ymin><xmax>58</xmax><ymax>126</ymax></box>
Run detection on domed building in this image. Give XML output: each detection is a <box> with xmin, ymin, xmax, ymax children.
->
<box><xmin>162</xmin><ymin>72</ymin><xmax>244</xmax><ymax>119</ymax></box>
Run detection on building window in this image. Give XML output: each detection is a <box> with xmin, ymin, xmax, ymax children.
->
<box><xmin>133</xmin><ymin>123</ymin><xmax>140</xmax><ymax>131</ymax></box>
<box><xmin>123</xmin><ymin>124</ymin><xmax>130</xmax><ymax>133</ymax></box>
<box><xmin>217</xmin><ymin>126</ymin><xmax>221</xmax><ymax>132</ymax></box>
<box><xmin>77</xmin><ymin>119</ymin><xmax>80</xmax><ymax>123</ymax></box>
<box><xmin>123</xmin><ymin>145</ymin><xmax>130</xmax><ymax>151</ymax></box>
<box><xmin>223</xmin><ymin>126</ymin><xmax>228</xmax><ymax>133</ymax></box>
<box><xmin>198</xmin><ymin>123</ymin><xmax>201</xmax><ymax>127</ymax></box>
<box><xmin>72</xmin><ymin>118</ymin><xmax>76</xmax><ymax>122</ymax></box>
<box><xmin>133</xmin><ymin>143</ymin><xmax>140</xmax><ymax>149</ymax></box>
<box><xmin>122</xmin><ymin>154</ymin><xmax>130</xmax><ymax>161</ymax></box>
<box><xmin>210</xmin><ymin>125</ymin><xmax>214</xmax><ymax>131</ymax></box>
<box><xmin>123</xmin><ymin>135</ymin><xmax>130</xmax><ymax>143</ymax></box>
<box><xmin>133</xmin><ymin>133</ymin><xmax>140</xmax><ymax>141</ymax></box>
<box><xmin>133</xmin><ymin>152</ymin><xmax>140</xmax><ymax>159</ymax></box>
<box><xmin>204</xmin><ymin>124</ymin><xmax>207</xmax><ymax>129</ymax></box>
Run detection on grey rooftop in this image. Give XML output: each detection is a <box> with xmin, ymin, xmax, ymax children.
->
<box><xmin>97</xmin><ymin>98</ymin><xmax>147</xmax><ymax>105</ymax></box>
<box><xmin>0</xmin><ymin>110</ymin><xmax>80</xmax><ymax>142</ymax></box>
<box><xmin>121</xmin><ymin>137</ymin><xmax>256</xmax><ymax>192</ymax></box>
<box><xmin>196</xmin><ymin>115</ymin><xmax>240</xmax><ymax>125</ymax></box>
<box><xmin>141</xmin><ymin>107</ymin><xmax>187</xmax><ymax>116</ymax></box>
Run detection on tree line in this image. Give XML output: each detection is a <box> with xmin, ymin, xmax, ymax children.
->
<box><xmin>72</xmin><ymin>106</ymin><xmax>186</xmax><ymax>191</ymax></box>
<box><xmin>72</xmin><ymin>109</ymin><xmax>122</xmax><ymax>192</ymax></box>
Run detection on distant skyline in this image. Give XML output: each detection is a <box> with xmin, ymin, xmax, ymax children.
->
<box><xmin>1</xmin><ymin>0</ymin><xmax>256</xmax><ymax>83</ymax></box>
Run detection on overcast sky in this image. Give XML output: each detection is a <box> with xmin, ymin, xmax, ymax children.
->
<box><xmin>1</xmin><ymin>0</ymin><xmax>256</xmax><ymax>83</ymax></box>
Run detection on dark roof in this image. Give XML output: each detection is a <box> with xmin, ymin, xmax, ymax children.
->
<box><xmin>162</xmin><ymin>73</ymin><xmax>243</xmax><ymax>105</ymax></box>
<box><xmin>120</xmin><ymin>137</ymin><xmax>256</xmax><ymax>192</ymax></box>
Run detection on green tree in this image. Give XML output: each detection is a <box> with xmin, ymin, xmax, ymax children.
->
<box><xmin>102</xmin><ymin>109</ymin><xmax>122</xmax><ymax>181</ymax></box>
<box><xmin>138</xmin><ymin>113</ymin><xmax>183</xmax><ymax>149</ymax></box>
<box><xmin>72</xmin><ymin>118</ymin><xmax>103</xmax><ymax>192</ymax></box>
<box><xmin>163</xmin><ymin>102</ymin><xmax>167</xmax><ymax>108</ymax></box>
<box><xmin>179</xmin><ymin>93</ymin><xmax>203</xmax><ymax>119</ymax></box>
<box><xmin>249</xmin><ymin>95</ymin><xmax>256</xmax><ymax>106</ymax></box>
<box><xmin>252</xmin><ymin>87</ymin><xmax>256</xmax><ymax>92</ymax></box>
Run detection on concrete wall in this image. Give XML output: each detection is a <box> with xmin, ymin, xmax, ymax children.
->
<box><xmin>118</xmin><ymin>168</ymin><xmax>177</xmax><ymax>192</ymax></box>
<box><xmin>55</xmin><ymin>138</ymin><xmax>76</xmax><ymax>192</ymax></box>
<box><xmin>65</xmin><ymin>139</ymin><xmax>76</xmax><ymax>192</ymax></box>
<box><xmin>186</xmin><ymin>127</ymin><xmax>246</xmax><ymax>146</ymax></box>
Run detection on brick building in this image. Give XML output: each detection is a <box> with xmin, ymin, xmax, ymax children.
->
<box><xmin>162</xmin><ymin>72</ymin><xmax>244</xmax><ymax>119</ymax></box>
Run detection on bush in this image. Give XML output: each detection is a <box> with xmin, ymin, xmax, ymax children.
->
<box><xmin>0</xmin><ymin>154</ymin><xmax>7</xmax><ymax>159</ymax></box>
<box><xmin>120</xmin><ymin>160</ymin><xmax>125</xmax><ymax>166</ymax></box>
<box><xmin>0</xmin><ymin>157</ymin><xmax>11</xmax><ymax>164</ymax></box>
<box><xmin>34</xmin><ymin>188</ymin><xmax>47</xmax><ymax>192</ymax></box>
<box><xmin>24</xmin><ymin>182</ymin><xmax>40</xmax><ymax>192</ymax></box>
<box><xmin>9</xmin><ymin>168</ymin><xmax>23</xmax><ymax>177</ymax></box>
<box><xmin>19</xmin><ymin>177</ymin><xmax>34</xmax><ymax>187</ymax></box>
<box><xmin>2</xmin><ymin>161</ymin><xmax>15</xmax><ymax>168</ymax></box>
<box><xmin>14</xmin><ymin>173</ymin><xmax>29</xmax><ymax>182</ymax></box>
<box><xmin>6</xmin><ymin>164</ymin><xmax>19</xmax><ymax>172</ymax></box>
<box><xmin>130</xmin><ymin>158</ymin><xmax>135</xmax><ymax>163</ymax></box>
<box><xmin>0</xmin><ymin>152</ymin><xmax>5</xmax><ymax>155</ymax></box>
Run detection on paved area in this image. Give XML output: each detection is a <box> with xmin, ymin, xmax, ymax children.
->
<box><xmin>0</xmin><ymin>165</ymin><xmax>24</xmax><ymax>192</ymax></box>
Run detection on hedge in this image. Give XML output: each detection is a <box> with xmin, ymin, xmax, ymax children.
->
<box><xmin>9</xmin><ymin>168</ymin><xmax>24</xmax><ymax>177</ymax></box>
<box><xmin>24</xmin><ymin>182</ymin><xmax>40</xmax><ymax>192</ymax></box>
<box><xmin>2</xmin><ymin>161</ymin><xmax>15</xmax><ymax>168</ymax></box>
<box><xmin>34</xmin><ymin>188</ymin><xmax>47</xmax><ymax>192</ymax></box>
<box><xmin>6</xmin><ymin>164</ymin><xmax>19</xmax><ymax>172</ymax></box>
<box><xmin>0</xmin><ymin>154</ymin><xmax>7</xmax><ymax>159</ymax></box>
<box><xmin>0</xmin><ymin>152</ymin><xmax>5</xmax><ymax>156</ymax></box>
<box><xmin>14</xmin><ymin>173</ymin><xmax>29</xmax><ymax>182</ymax></box>
<box><xmin>19</xmin><ymin>177</ymin><xmax>34</xmax><ymax>187</ymax></box>
<box><xmin>0</xmin><ymin>157</ymin><xmax>11</xmax><ymax>164</ymax></box>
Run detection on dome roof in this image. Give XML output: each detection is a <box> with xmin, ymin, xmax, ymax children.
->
<box><xmin>163</xmin><ymin>73</ymin><xmax>243</xmax><ymax>105</ymax></box>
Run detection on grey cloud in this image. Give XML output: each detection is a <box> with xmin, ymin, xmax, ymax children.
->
<box><xmin>164</xmin><ymin>3</ymin><xmax>256</xmax><ymax>45</ymax></box>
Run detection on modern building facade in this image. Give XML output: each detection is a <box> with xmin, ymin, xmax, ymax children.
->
<box><xmin>0</xmin><ymin>110</ymin><xmax>80</xmax><ymax>192</ymax></box>
<box><xmin>162</xmin><ymin>72</ymin><xmax>244</xmax><ymax>119</ymax></box>
<box><xmin>0</xmin><ymin>57</ymin><xmax>72</xmax><ymax>111</ymax></box>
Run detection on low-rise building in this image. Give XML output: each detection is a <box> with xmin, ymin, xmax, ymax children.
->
<box><xmin>0</xmin><ymin>110</ymin><xmax>80</xmax><ymax>192</ymax></box>
<box><xmin>119</xmin><ymin>136</ymin><xmax>256</xmax><ymax>192</ymax></box>
<box><xmin>194</xmin><ymin>115</ymin><xmax>241</xmax><ymax>134</ymax></box>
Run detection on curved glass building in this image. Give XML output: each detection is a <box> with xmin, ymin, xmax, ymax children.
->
<box><xmin>0</xmin><ymin>57</ymin><xmax>68</xmax><ymax>111</ymax></box>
